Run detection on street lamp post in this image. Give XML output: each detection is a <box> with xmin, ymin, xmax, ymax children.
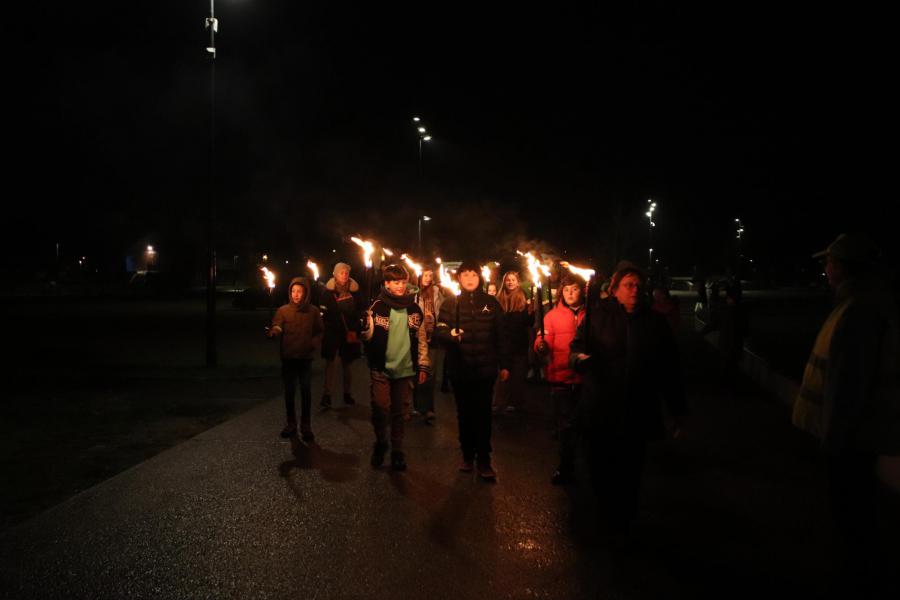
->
<box><xmin>735</xmin><ymin>217</ymin><xmax>745</xmax><ymax>280</ymax></box>
<box><xmin>204</xmin><ymin>1</ymin><xmax>219</xmax><ymax>367</ymax></box>
<box><xmin>645</xmin><ymin>199</ymin><xmax>657</xmax><ymax>275</ymax></box>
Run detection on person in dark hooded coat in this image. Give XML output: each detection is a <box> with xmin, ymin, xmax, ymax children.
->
<box><xmin>268</xmin><ymin>277</ymin><xmax>325</xmax><ymax>440</ymax></box>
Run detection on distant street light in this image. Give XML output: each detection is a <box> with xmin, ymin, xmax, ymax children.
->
<box><xmin>646</xmin><ymin>199</ymin><xmax>657</xmax><ymax>273</ymax></box>
<box><xmin>418</xmin><ymin>215</ymin><xmax>432</xmax><ymax>256</ymax></box>
<box><xmin>204</xmin><ymin>0</ymin><xmax>219</xmax><ymax>367</ymax></box>
<box><xmin>735</xmin><ymin>217</ymin><xmax>745</xmax><ymax>279</ymax></box>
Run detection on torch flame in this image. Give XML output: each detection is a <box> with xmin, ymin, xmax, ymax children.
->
<box><xmin>383</xmin><ymin>248</ymin><xmax>394</xmax><ymax>257</ymax></box>
<box><xmin>400</xmin><ymin>253</ymin><xmax>423</xmax><ymax>279</ymax></box>
<box><xmin>437</xmin><ymin>259</ymin><xmax>460</xmax><ymax>296</ymax></box>
<box><xmin>307</xmin><ymin>260</ymin><xmax>320</xmax><ymax>281</ymax></box>
<box><xmin>261</xmin><ymin>267</ymin><xmax>276</xmax><ymax>289</ymax></box>
<box><xmin>559</xmin><ymin>261</ymin><xmax>595</xmax><ymax>281</ymax></box>
<box><xmin>518</xmin><ymin>250</ymin><xmax>544</xmax><ymax>288</ymax></box>
<box><xmin>350</xmin><ymin>236</ymin><xmax>375</xmax><ymax>268</ymax></box>
<box><xmin>481</xmin><ymin>265</ymin><xmax>491</xmax><ymax>283</ymax></box>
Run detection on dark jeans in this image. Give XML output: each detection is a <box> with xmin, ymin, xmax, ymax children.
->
<box><xmin>551</xmin><ymin>384</ymin><xmax>581</xmax><ymax>474</ymax></box>
<box><xmin>282</xmin><ymin>359</ymin><xmax>312</xmax><ymax>424</ymax></box>
<box><xmin>453</xmin><ymin>377</ymin><xmax>495</xmax><ymax>460</ymax></box>
<box><xmin>370</xmin><ymin>370</ymin><xmax>414</xmax><ymax>452</ymax></box>
<box><xmin>587</xmin><ymin>434</ymin><xmax>647</xmax><ymax>534</ymax></box>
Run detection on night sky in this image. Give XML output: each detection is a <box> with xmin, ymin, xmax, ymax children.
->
<box><xmin>4</xmin><ymin>2</ymin><xmax>891</xmax><ymax>279</ymax></box>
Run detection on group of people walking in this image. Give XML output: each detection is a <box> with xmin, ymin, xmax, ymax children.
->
<box><xmin>266</xmin><ymin>256</ymin><xmax>688</xmax><ymax>534</ymax></box>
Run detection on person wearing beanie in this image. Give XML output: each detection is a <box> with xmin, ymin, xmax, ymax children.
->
<box><xmin>435</xmin><ymin>261</ymin><xmax>511</xmax><ymax>480</ymax></box>
<box><xmin>267</xmin><ymin>277</ymin><xmax>325</xmax><ymax>440</ymax></box>
<box><xmin>360</xmin><ymin>264</ymin><xmax>431</xmax><ymax>471</ymax></box>
<box><xmin>320</xmin><ymin>262</ymin><xmax>363</xmax><ymax>408</ymax></box>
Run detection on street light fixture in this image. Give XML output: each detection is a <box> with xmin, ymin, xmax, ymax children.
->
<box><xmin>646</xmin><ymin>199</ymin><xmax>657</xmax><ymax>272</ymax></box>
<box><xmin>735</xmin><ymin>217</ymin><xmax>745</xmax><ymax>279</ymax></box>
<box><xmin>418</xmin><ymin>215</ymin><xmax>432</xmax><ymax>256</ymax></box>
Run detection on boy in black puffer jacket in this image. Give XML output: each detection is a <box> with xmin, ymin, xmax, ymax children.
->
<box><xmin>435</xmin><ymin>262</ymin><xmax>511</xmax><ymax>480</ymax></box>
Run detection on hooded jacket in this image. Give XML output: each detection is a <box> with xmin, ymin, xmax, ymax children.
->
<box><xmin>271</xmin><ymin>277</ymin><xmax>325</xmax><ymax>360</ymax></box>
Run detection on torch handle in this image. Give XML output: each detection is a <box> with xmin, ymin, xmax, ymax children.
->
<box><xmin>455</xmin><ymin>294</ymin><xmax>460</xmax><ymax>332</ymax></box>
<box><xmin>584</xmin><ymin>277</ymin><xmax>592</xmax><ymax>353</ymax></box>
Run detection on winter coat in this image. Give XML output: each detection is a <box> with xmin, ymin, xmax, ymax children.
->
<box><xmin>435</xmin><ymin>288</ymin><xmax>511</xmax><ymax>382</ymax></box>
<box><xmin>271</xmin><ymin>277</ymin><xmax>325</xmax><ymax>360</ymax></box>
<box><xmin>320</xmin><ymin>276</ymin><xmax>362</xmax><ymax>359</ymax></box>
<box><xmin>416</xmin><ymin>285</ymin><xmax>444</xmax><ymax>344</ymax></box>
<box><xmin>502</xmin><ymin>308</ymin><xmax>534</xmax><ymax>357</ymax></box>
<box><xmin>536</xmin><ymin>303</ymin><xmax>585</xmax><ymax>385</ymax></box>
<box><xmin>361</xmin><ymin>292</ymin><xmax>432</xmax><ymax>376</ymax></box>
<box><xmin>570</xmin><ymin>297</ymin><xmax>686</xmax><ymax>441</ymax></box>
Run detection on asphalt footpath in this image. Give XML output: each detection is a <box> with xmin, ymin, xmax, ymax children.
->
<box><xmin>2</xmin><ymin>327</ymin><xmax>897</xmax><ymax>599</ymax></box>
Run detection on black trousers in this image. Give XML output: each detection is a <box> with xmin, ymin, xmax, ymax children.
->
<box><xmin>282</xmin><ymin>358</ymin><xmax>312</xmax><ymax>424</ymax></box>
<box><xmin>452</xmin><ymin>377</ymin><xmax>495</xmax><ymax>461</ymax></box>
<box><xmin>587</xmin><ymin>434</ymin><xmax>647</xmax><ymax>534</ymax></box>
<box><xmin>551</xmin><ymin>384</ymin><xmax>581</xmax><ymax>474</ymax></box>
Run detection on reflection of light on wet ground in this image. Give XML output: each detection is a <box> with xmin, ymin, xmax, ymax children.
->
<box><xmin>517</xmin><ymin>539</ymin><xmax>540</xmax><ymax>552</ymax></box>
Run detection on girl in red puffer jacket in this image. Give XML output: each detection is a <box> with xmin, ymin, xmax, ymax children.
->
<box><xmin>535</xmin><ymin>274</ymin><xmax>586</xmax><ymax>484</ymax></box>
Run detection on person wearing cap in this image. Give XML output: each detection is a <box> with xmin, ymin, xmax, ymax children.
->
<box><xmin>569</xmin><ymin>264</ymin><xmax>687</xmax><ymax>536</ymax></box>
<box><xmin>792</xmin><ymin>233</ymin><xmax>898</xmax><ymax>597</ymax></box>
<box><xmin>319</xmin><ymin>262</ymin><xmax>363</xmax><ymax>408</ymax></box>
<box><xmin>435</xmin><ymin>261</ymin><xmax>512</xmax><ymax>480</ymax></box>
<box><xmin>267</xmin><ymin>277</ymin><xmax>325</xmax><ymax>440</ymax></box>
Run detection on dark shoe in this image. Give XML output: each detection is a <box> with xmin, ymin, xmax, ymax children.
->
<box><xmin>477</xmin><ymin>459</ymin><xmax>497</xmax><ymax>481</ymax></box>
<box><xmin>390</xmin><ymin>451</ymin><xmax>407</xmax><ymax>472</ymax></box>
<box><xmin>551</xmin><ymin>470</ymin><xmax>576</xmax><ymax>485</ymax></box>
<box><xmin>370</xmin><ymin>442</ymin><xmax>388</xmax><ymax>468</ymax></box>
<box><xmin>343</xmin><ymin>393</ymin><xmax>355</xmax><ymax>406</ymax></box>
<box><xmin>320</xmin><ymin>395</ymin><xmax>332</xmax><ymax>409</ymax></box>
<box><xmin>300</xmin><ymin>423</ymin><xmax>315</xmax><ymax>443</ymax></box>
<box><xmin>458</xmin><ymin>458</ymin><xmax>474</xmax><ymax>472</ymax></box>
<box><xmin>280</xmin><ymin>421</ymin><xmax>297</xmax><ymax>438</ymax></box>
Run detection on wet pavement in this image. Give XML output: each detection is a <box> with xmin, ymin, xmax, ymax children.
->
<box><xmin>1</xmin><ymin>329</ymin><xmax>896</xmax><ymax>599</ymax></box>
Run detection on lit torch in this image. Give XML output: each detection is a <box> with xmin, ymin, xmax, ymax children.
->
<box><xmin>307</xmin><ymin>260</ymin><xmax>320</xmax><ymax>282</ymax></box>
<box><xmin>560</xmin><ymin>261</ymin><xmax>596</xmax><ymax>352</ymax></box>
<box><xmin>400</xmin><ymin>253</ymin><xmax>423</xmax><ymax>280</ymax></box>
<box><xmin>438</xmin><ymin>258</ymin><xmax>461</xmax><ymax>333</ymax></box>
<box><xmin>351</xmin><ymin>236</ymin><xmax>376</xmax><ymax>301</ymax></box>
<box><xmin>481</xmin><ymin>265</ymin><xmax>491</xmax><ymax>289</ymax></box>
<box><xmin>519</xmin><ymin>251</ymin><xmax>547</xmax><ymax>338</ymax></box>
<box><xmin>261</xmin><ymin>266</ymin><xmax>277</xmax><ymax>325</ymax></box>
